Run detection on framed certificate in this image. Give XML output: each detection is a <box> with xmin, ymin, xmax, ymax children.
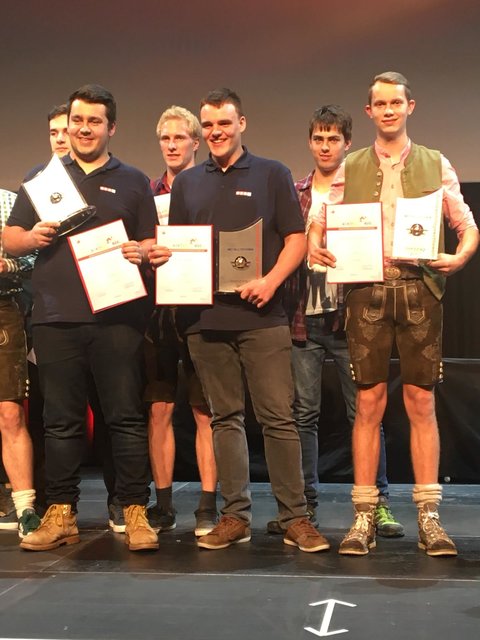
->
<box><xmin>216</xmin><ymin>218</ymin><xmax>263</xmax><ymax>293</ymax></box>
<box><xmin>155</xmin><ymin>225</ymin><xmax>213</xmax><ymax>305</ymax></box>
<box><xmin>22</xmin><ymin>154</ymin><xmax>96</xmax><ymax>235</ymax></box>
<box><xmin>325</xmin><ymin>202</ymin><xmax>384</xmax><ymax>283</ymax></box>
<box><xmin>68</xmin><ymin>219</ymin><xmax>147</xmax><ymax>313</ymax></box>
<box><xmin>392</xmin><ymin>189</ymin><xmax>443</xmax><ymax>261</ymax></box>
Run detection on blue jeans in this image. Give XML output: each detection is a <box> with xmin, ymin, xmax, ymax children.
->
<box><xmin>188</xmin><ymin>326</ymin><xmax>306</xmax><ymax>528</ymax></box>
<box><xmin>33</xmin><ymin>323</ymin><xmax>149</xmax><ymax>507</ymax></box>
<box><xmin>292</xmin><ymin>315</ymin><xmax>389</xmax><ymax>506</ymax></box>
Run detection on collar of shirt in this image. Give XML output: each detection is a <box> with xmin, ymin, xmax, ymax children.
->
<box><xmin>63</xmin><ymin>152</ymin><xmax>120</xmax><ymax>175</ymax></box>
<box><xmin>151</xmin><ymin>171</ymin><xmax>170</xmax><ymax>196</ymax></box>
<box><xmin>205</xmin><ymin>146</ymin><xmax>250</xmax><ymax>173</ymax></box>
<box><xmin>374</xmin><ymin>138</ymin><xmax>411</xmax><ymax>166</ymax></box>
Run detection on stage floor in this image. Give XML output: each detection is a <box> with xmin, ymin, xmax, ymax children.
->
<box><xmin>1</xmin><ymin>476</ymin><xmax>479</xmax><ymax>639</ymax></box>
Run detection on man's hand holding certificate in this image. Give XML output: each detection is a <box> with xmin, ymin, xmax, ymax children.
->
<box><xmin>68</xmin><ymin>219</ymin><xmax>147</xmax><ymax>313</ymax></box>
<box><xmin>324</xmin><ymin>202</ymin><xmax>384</xmax><ymax>283</ymax></box>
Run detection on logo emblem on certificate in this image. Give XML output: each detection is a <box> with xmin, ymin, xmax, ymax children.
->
<box><xmin>216</xmin><ymin>218</ymin><xmax>263</xmax><ymax>293</ymax></box>
<box><xmin>22</xmin><ymin>154</ymin><xmax>96</xmax><ymax>236</ymax></box>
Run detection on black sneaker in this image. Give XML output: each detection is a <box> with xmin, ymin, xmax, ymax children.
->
<box><xmin>0</xmin><ymin>510</ymin><xmax>18</xmax><ymax>531</ymax></box>
<box><xmin>147</xmin><ymin>505</ymin><xmax>176</xmax><ymax>533</ymax></box>
<box><xmin>18</xmin><ymin>509</ymin><xmax>41</xmax><ymax>539</ymax></box>
<box><xmin>194</xmin><ymin>508</ymin><xmax>218</xmax><ymax>537</ymax></box>
<box><xmin>108</xmin><ymin>504</ymin><xmax>126</xmax><ymax>534</ymax></box>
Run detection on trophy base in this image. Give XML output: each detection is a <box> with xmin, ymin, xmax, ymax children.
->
<box><xmin>57</xmin><ymin>206</ymin><xmax>96</xmax><ymax>236</ymax></box>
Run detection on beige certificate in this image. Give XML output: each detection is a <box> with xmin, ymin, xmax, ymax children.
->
<box><xmin>392</xmin><ymin>189</ymin><xmax>443</xmax><ymax>261</ymax></box>
<box><xmin>325</xmin><ymin>202</ymin><xmax>384</xmax><ymax>283</ymax></box>
<box><xmin>155</xmin><ymin>225</ymin><xmax>213</xmax><ymax>305</ymax></box>
<box><xmin>68</xmin><ymin>219</ymin><xmax>147</xmax><ymax>313</ymax></box>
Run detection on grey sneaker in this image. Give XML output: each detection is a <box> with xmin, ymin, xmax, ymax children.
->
<box><xmin>197</xmin><ymin>515</ymin><xmax>251</xmax><ymax>550</ymax></box>
<box><xmin>339</xmin><ymin>503</ymin><xmax>376</xmax><ymax>555</ymax></box>
<box><xmin>147</xmin><ymin>505</ymin><xmax>176</xmax><ymax>533</ymax></box>
<box><xmin>18</xmin><ymin>509</ymin><xmax>41</xmax><ymax>539</ymax></box>
<box><xmin>108</xmin><ymin>504</ymin><xmax>126</xmax><ymax>534</ymax></box>
<box><xmin>375</xmin><ymin>499</ymin><xmax>405</xmax><ymax>538</ymax></box>
<box><xmin>283</xmin><ymin>518</ymin><xmax>330</xmax><ymax>553</ymax></box>
<box><xmin>194</xmin><ymin>508</ymin><xmax>218</xmax><ymax>537</ymax></box>
<box><xmin>417</xmin><ymin>502</ymin><xmax>457</xmax><ymax>557</ymax></box>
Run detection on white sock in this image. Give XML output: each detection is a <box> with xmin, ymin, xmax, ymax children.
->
<box><xmin>12</xmin><ymin>489</ymin><xmax>36</xmax><ymax>518</ymax></box>
<box><xmin>351</xmin><ymin>485</ymin><xmax>379</xmax><ymax>506</ymax></box>
<box><xmin>412</xmin><ymin>483</ymin><xmax>442</xmax><ymax>509</ymax></box>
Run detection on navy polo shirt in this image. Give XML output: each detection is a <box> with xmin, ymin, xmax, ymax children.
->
<box><xmin>8</xmin><ymin>155</ymin><xmax>157</xmax><ymax>327</ymax></box>
<box><xmin>169</xmin><ymin>148</ymin><xmax>305</xmax><ymax>332</ymax></box>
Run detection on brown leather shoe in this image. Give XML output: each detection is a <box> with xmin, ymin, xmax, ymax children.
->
<box><xmin>197</xmin><ymin>515</ymin><xmax>251</xmax><ymax>550</ymax></box>
<box><xmin>124</xmin><ymin>505</ymin><xmax>159</xmax><ymax>551</ymax></box>
<box><xmin>20</xmin><ymin>504</ymin><xmax>80</xmax><ymax>551</ymax></box>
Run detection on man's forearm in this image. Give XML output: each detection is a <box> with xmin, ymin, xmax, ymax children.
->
<box><xmin>2</xmin><ymin>226</ymin><xmax>36</xmax><ymax>257</ymax></box>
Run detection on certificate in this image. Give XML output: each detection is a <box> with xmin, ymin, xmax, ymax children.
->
<box><xmin>155</xmin><ymin>225</ymin><xmax>213</xmax><ymax>305</ymax></box>
<box><xmin>154</xmin><ymin>193</ymin><xmax>171</xmax><ymax>225</ymax></box>
<box><xmin>392</xmin><ymin>189</ymin><xmax>443</xmax><ymax>260</ymax></box>
<box><xmin>217</xmin><ymin>219</ymin><xmax>263</xmax><ymax>293</ymax></box>
<box><xmin>68</xmin><ymin>219</ymin><xmax>147</xmax><ymax>313</ymax></box>
<box><xmin>22</xmin><ymin>154</ymin><xmax>96</xmax><ymax>235</ymax></box>
<box><xmin>325</xmin><ymin>202</ymin><xmax>384</xmax><ymax>283</ymax></box>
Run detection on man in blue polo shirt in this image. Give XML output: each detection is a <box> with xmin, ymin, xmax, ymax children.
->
<box><xmin>150</xmin><ymin>88</ymin><xmax>329</xmax><ymax>552</ymax></box>
<box><xmin>4</xmin><ymin>84</ymin><xmax>158</xmax><ymax>552</ymax></box>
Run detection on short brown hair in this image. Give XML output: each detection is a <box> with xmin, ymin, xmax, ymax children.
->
<box><xmin>368</xmin><ymin>71</ymin><xmax>412</xmax><ymax>104</ymax></box>
<box><xmin>200</xmin><ymin>88</ymin><xmax>244</xmax><ymax>118</ymax></box>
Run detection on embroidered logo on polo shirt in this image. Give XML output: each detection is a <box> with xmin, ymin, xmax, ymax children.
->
<box><xmin>235</xmin><ymin>190</ymin><xmax>252</xmax><ymax>197</ymax></box>
<box><xmin>100</xmin><ymin>186</ymin><xmax>116</xmax><ymax>194</ymax></box>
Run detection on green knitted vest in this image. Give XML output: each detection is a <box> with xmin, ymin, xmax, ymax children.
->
<box><xmin>343</xmin><ymin>143</ymin><xmax>445</xmax><ymax>299</ymax></box>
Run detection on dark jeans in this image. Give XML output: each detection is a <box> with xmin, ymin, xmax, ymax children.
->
<box><xmin>33</xmin><ymin>323</ymin><xmax>149</xmax><ymax>507</ymax></box>
<box><xmin>292</xmin><ymin>315</ymin><xmax>388</xmax><ymax>507</ymax></box>
<box><xmin>188</xmin><ymin>326</ymin><xmax>306</xmax><ymax>528</ymax></box>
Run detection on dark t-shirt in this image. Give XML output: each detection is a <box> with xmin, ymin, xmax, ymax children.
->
<box><xmin>7</xmin><ymin>155</ymin><xmax>157</xmax><ymax>328</ymax></box>
<box><xmin>169</xmin><ymin>148</ymin><xmax>304</xmax><ymax>332</ymax></box>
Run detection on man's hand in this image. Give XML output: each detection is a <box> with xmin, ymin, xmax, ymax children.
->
<box><xmin>307</xmin><ymin>245</ymin><xmax>337</xmax><ymax>270</ymax></box>
<box><xmin>148</xmin><ymin>244</ymin><xmax>172</xmax><ymax>268</ymax></box>
<box><xmin>28</xmin><ymin>221</ymin><xmax>59</xmax><ymax>249</ymax></box>
<box><xmin>427</xmin><ymin>252</ymin><xmax>467</xmax><ymax>276</ymax></box>
<box><xmin>236</xmin><ymin>277</ymin><xmax>277</xmax><ymax>308</ymax></box>
<box><xmin>0</xmin><ymin>258</ymin><xmax>6</xmax><ymax>274</ymax></box>
<box><xmin>121</xmin><ymin>240</ymin><xmax>144</xmax><ymax>265</ymax></box>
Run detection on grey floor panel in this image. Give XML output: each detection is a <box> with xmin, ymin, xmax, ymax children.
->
<box><xmin>0</xmin><ymin>479</ymin><xmax>478</xmax><ymax>639</ymax></box>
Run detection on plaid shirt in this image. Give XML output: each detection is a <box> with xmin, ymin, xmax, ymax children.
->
<box><xmin>285</xmin><ymin>172</ymin><xmax>344</xmax><ymax>342</ymax></box>
<box><xmin>0</xmin><ymin>189</ymin><xmax>35</xmax><ymax>297</ymax></box>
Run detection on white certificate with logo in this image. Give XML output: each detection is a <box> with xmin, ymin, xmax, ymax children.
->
<box><xmin>155</xmin><ymin>225</ymin><xmax>213</xmax><ymax>305</ymax></box>
<box><xmin>154</xmin><ymin>193</ymin><xmax>171</xmax><ymax>226</ymax></box>
<box><xmin>68</xmin><ymin>219</ymin><xmax>147</xmax><ymax>313</ymax></box>
<box><xmin>392</xmin><ymin>189</ymin><xmax>443</xmax><ymax>260</ymax></box>
<box><xmin>325</xmin><ymin>202</ymin><xmax>384</xmax><ymax>283</ymax></box>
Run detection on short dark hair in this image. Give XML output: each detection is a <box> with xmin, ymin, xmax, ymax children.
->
<box><xmin>200</xmin><ymin>88</ymin><xmax>244</xmax><ymax>117</ymax></box>
<box><xmin>368</xmin><ymin>71</ymin><xmax>412</xmax><ymax>104</ymax></box>
<box><xmin>308</xmin><ymin>105</ymin><xmax>352</xmax><ymax>143</ymax></box>
<box><xmin>47</xmin><ymin>104</ymin><xmax>67</xmax><ymax>123</ymax></box>
<box><xmin>67</xmin><ymin>84</ymin><xmax>116</xmax><ymax>128</ymax></box>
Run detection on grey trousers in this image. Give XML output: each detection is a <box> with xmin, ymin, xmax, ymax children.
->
<box><xmin>188</xmin><ymin>326</ymin><xmax>307</xmax><ymax>528</ymax></box>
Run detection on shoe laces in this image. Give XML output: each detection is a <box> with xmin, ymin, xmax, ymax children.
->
<box><xmin>291</xmin><ymin>517</ymin><xmax>317</xmax><ymax>537</ymax></box>
<box><xmin>214</xmin><ymin>515</ymin><xmax>243</xmax><ymax>533</ymax></box>
<box><xmin>125</xmin><ymin>505</ymin><xmax>149</xmax><ymax>529</ymax></box>
<box><xmin>375</xmin><ymin>503</ymin><xmax>395</xmax><ymax>523</ymax></box>
<box><xmin>346</xmin><ymin>509</ymin><xmax>374</xmax><ymax>540</ymax></box>
<box><xmin>419</xmin><ymin>506</ymin><xmax>447</xmax><ymax>538</ymax></box>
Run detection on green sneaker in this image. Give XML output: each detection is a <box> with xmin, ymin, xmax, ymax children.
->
<box><xmin>18</xmin><ymin>509</ymin><xmax>41</xmax><ymax>539</ymax></box>
<box><xmin>375</xmin><ymin>500</ymin><xmax>405</xmax><ymax>538</ymax></box>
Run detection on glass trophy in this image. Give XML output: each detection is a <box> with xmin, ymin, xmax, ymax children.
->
<box><xmin>22</xmin><ymin>154</ymin><xmax>96</xmax><ymax>236</ymax></box>
<box><xmin>216</xmin><ymin>218</ymin><xmax>263</xmax><ymax>293</ymax></box>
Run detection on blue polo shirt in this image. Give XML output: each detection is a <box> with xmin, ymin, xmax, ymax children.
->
<box><xmin>7</xmin><ymin>155</ymin><xmax>156</xmax><ymax>328</ymax></box>
<box><xmin>169</xmin><ymin>148</ymin><xmax>304</xmax><ymax>332</ymax></box>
